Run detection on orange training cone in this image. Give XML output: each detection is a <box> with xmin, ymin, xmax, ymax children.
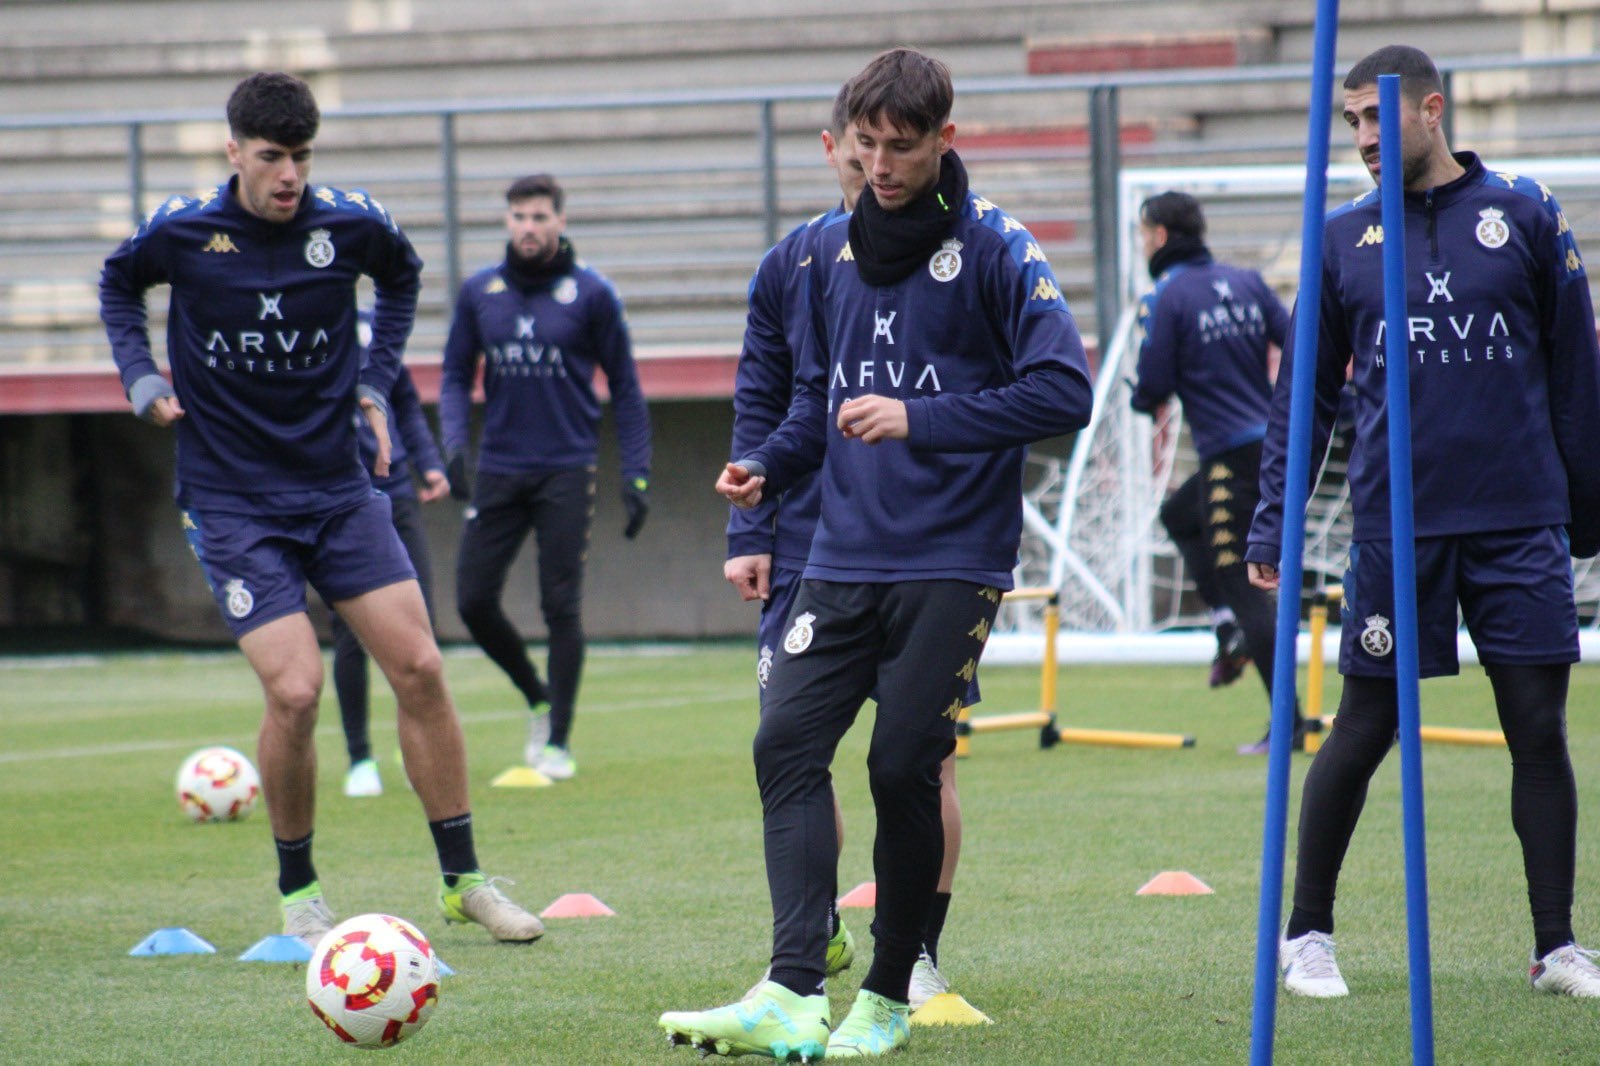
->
<box><xmin>1136</xmin><ymin>871</ymin><xmax>1214</xmax><ymax>896</ymax></box>
<box><xmin>837</xmin><ymin>882</ymin><xmax>877</xmax><ymax>908</ymax></box>
<box><xmin>540</xmin><ymin>893</ymin><xmax>616</xmax><ymax>918</ymax></box>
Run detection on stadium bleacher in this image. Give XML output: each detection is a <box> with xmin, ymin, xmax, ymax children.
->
<box><xmin>4</xmin><ymin>0</ymin><xmax>1600</xmax><ymax>639</ymax></box>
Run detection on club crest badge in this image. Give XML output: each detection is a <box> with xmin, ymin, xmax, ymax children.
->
<box><xmin>1360</xmin><ymin>613</ymin><xmax>1393</xmax><ymax>658</ymax></box>
<box><xmin>783</xmin><ymin>611</ymin><xmax>817</xmax><ymax>655</ymax></box>
<box><xmin>929</xmin><ymin>238</ymin><xmax>963</xmax><ymax>282</ymax></box>
<box><xmin>757</xmin><ymin>645</ymin><xmax>774</xmax><ymax>689</ymax></box>
<box><xmin>553</xmin><ymin>277</ymin><xmax>578</xmax><ymax>304</ymax></box>
<box><xmin>304</xmin><ymin>228</ymin><xmax>335</xmax><ymax>268</ymax></box>
<box><xmin>1475</xmin><ymin>207</ymin><xmax>1509</xmax><ymax>250</ymax></box>
<box><xmin>223</xmin><ymin>579</ymin><xmax>255</xmax><ymax>620</ymax></box>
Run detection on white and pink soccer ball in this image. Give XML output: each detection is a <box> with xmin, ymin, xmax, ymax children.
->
<box><xmin>307</xmin><ymin>913</ymin><xmax>441</xmax><ymax>1049</ymax></box>
<box><xmin>175</xmin><ymin>745</ymin><xmax>261</xmax><ymax>823</ymax></box>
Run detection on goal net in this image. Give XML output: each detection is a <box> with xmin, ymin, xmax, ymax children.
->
<box><xmin>991</xmin><ymin>160</ymin><xmax>1600</xmax><ymax>661</ymax></box>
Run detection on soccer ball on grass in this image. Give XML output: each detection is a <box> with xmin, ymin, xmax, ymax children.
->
<box><xmin>307</xmin><ymin>913</ymin><xmax>440</xmax><ymax>1049</ymax></box>
<box><xmin>175</xmin><ymin>745</ymin><xmax>261</xmax><ymax>823</ymax></box>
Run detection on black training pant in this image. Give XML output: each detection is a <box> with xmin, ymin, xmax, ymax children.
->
<box><xmin>1289</xmin><ymin>665</ymin><xmax>1576</xmax><ymax>954</ymax></box>
<box><xmin>456</xmin><ymin>467</ymin><xmax>594</xmax><ymax>748</ymax></box>
<box><xmin>754</xmin><ymin>578</ymin><xmax>999</xmax><ymax>1001</ymax></box>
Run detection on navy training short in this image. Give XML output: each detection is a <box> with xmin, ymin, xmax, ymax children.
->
<box><xmin>1339</xmin><ymin>526</ymin><xmax>1578</xmax><ymax>678</ymax></box>
<box><xmin>184</xmin><ymin>491</ymin><xmax>417</xmax><ymax>640</ymax></box>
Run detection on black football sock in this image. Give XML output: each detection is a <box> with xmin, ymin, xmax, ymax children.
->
<box><xmin>276</xmin><ymin>832</ymin><xmax>317</xmax><ymax>896</ymax></box>
<box><xmin>429</xmin><ymin>813</ymin><xmax>479</xmax><ymax>887</ymax></box>
<box><xmin>922</xmin><ymin>891</ymin><xmax>952</xmax><ymax>967</ymax></box>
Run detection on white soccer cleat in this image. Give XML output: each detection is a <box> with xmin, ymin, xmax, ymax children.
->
<box><xmin>1280</xmin><ymin>931</ymin><xmax>1349</xmax><ymax>997</ymax></box>
<box><xmin>1531</xmin><ymin>944</ymin><xmax>1600</xmax><ymax>997</ymax></box>
<box><xmin>342</xmin><ymin>758</ymin><xmax>382</xmax><ymax>797</ymax></box>
<box><xmin>534</xmin><ymin>744</ymin><xmax>577</xmax><ymax>781</ymax></box>
<box><xmin>908</xmin><ymin>951</ymin><xmax>951</xmax><ymax>1011</ymax></box>
<box><xmin>439</xmin><ymin>872</ymin><xmax>545</xmax><ymax>942</ymax></box>
<box><xmin>281</xmin><ymin>888</ymin><xmax>336</xmax><ymax>951</ymax></box>
<box><xmin>523</xmin><ymin>711</ymin><xmax>552</xmax><ymax>766</ymax></box>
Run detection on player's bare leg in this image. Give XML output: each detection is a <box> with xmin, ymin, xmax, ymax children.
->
<box><xmin>336</xmin><ymin>580</ymin><xmax>468</xmax><ymax>820</ymax></box>
<box><xmin>239</xmin><ymin>612</ymin><xmax>326</xmax><ymax>841</ymax></box>
<box><xmin>240</xmin><ymin>612</ymin><xmax>336</xmax><ymax>945</ymax></box>
<box><xmin>336</xmin><ymin>579</ymin><xmax>543</xmax><ymax>942</ymax></box>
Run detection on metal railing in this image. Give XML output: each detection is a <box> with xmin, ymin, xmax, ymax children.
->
<box><xmin>5</xmin><ymin>52</ymin><xmax>1600</xmax><ymax>366</ymax></box>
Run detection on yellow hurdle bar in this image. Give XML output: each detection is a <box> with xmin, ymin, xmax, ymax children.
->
<box><xmin>1303</xmin><ymin>584</ymin><xmax>1505</xmax><ymax>749</ymax></box>
<box><xmin>956</xmin><ymin>587</ymin><xmax>1195</xmax><ymax>752</ymax></box>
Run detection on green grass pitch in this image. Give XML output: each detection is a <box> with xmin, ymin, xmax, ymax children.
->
<box><xmin>3</xmin><ymin>643</ymin><xmax>1599</xmax><ymax>1063</ymax></box>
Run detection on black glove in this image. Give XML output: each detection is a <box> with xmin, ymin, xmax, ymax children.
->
<box><xmin>446</xmin><ymin>450</ymin><xmax>473</xmax><ymax>502</ymax></box>
<box><xmin>622</xmin><ymin>476</ymin><xmax>650</xmax><ymax>539</ymax></box>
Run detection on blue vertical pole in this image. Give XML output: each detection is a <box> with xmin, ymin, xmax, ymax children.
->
<box><xmin>1377</xmin><ymin>72</ymin><xmax>1435</xmax><ymax>1065</ymax></box>
<box><xmin>1249</xmin><ymin>2</ymin><xmax>1339</xmax><ymax>1062</ymax></box>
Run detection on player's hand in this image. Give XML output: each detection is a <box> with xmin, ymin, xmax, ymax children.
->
<box><xmin>418</xmin><ymin>468</ymin><xmax>449</xmax><ymax>503</ymax></box>
<box><xmin>717</xmin><ymin>462</ymin><xmax>765</xmax><ymax>509</ymax></box>
<box><xmin>358</xmin><ymin>396</ymin><xmax>392</xmax><ymax>479</ymax></box>
<box><xmin>1248</xmin><ymin>561</ymin><xmax>1280</xmax><ymax>591</ymax></box>
<box><xmin>622</xmin><ymin>476</ymin><xmax>650</xmax><ymax>539</ymax></box>
<box><xmin>446</xmin><ymin>450</ymin><xmax>473</xmax><ymax>502</ymax></box>
<box><xmin>147</xmin><ymin>395</ymin><xmax>186</xmax><ymax>427</ymax></box>
<box><xmin>837</xmin><ymin>395</ymin><xmax>908</xmax><ymax>443</ymax></box>
<box><xmin>724</xmin><ymin>553</ymin><xmax>772</xmax><ymax>602</ymax></box>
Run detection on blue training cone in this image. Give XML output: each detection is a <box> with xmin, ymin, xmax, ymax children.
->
<box><xmin>129</xmin><ymin>927</ymin><xmax>216</xmax><ymax>956</ymax></box>
<box><xmin>238</xmin><ymin>934</ymin><xmax>314</xmax><ymax>963</ymax></box>
<box><xmin>434</xmin><ymin>956</ymin><xmax>455</xmax><ymax>977</ymax></box>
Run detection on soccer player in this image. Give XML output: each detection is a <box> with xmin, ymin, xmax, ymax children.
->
<box><xmin>723</xmin><ymin>82</ymin><xmax>970</xmax><ymax>1010</ymax></box>
<box><xmin>663</xmin><ymin>49</ymin><xmax>1094</xmax><ymax>1058</ymax></box>
<box><xmin>330</xmin><ymin>334</ymin><xmax>450</xmax><ymax>798</ymax></box>
<box><xmin>100</xmin><ymin>71</ymin><xmax>544</xmax><ymax>948</ymax></box>
<box><xmin>439</xmin><ymin>173</ymin><xmax>652</xmax><ymax>783</ymax></box>
<box><xmin>1248</xmin><ymin>45</ymin><xmax>1600</xmax><ymax>997</ymax></box>
<box><xmin>1128</xmin><ymin>190</ymin><xmax>1310</xmax><ymax>754</ymax></box>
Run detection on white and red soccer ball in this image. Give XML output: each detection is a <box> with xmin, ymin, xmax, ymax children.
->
<box><xmin>175</xmin><ymin>745</ymin><xmax>261</xmax><ymax>823</ymax></box>
<box><xmin>307</xmin><ymin>913</ymin><xmax>440</xmax><ymax>1049</ymax></box>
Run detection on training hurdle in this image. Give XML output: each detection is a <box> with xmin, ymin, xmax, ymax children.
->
<box><xmin>1302</xmin><ymin>584</ymin><xmax>1506</xmax><ymax>751</ymax></box>
<box><xmin>956</xmin><ymin>587</ymin><xmax>1195</xmax><ymax>754</ymax></box>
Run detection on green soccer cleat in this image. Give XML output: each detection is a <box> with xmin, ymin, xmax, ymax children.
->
<box><xmin>659</xmin><ymin>981</ymin><xmax>829</xmax><ymax>1061</ymax></box>
<box><xmin>281</xmin><ymin>881</ymin><xmax>336</xmax><ymax>950</ymax></box>
<box><xmin>826</xmin><ymin>920</ymin><xmax>856</xmax><ymax>976</ymax></box>
<box><xmin>438</xmin><ymin>872</ymin><xmax>545</xmax><ymax>942</ymax></box>
<box><xmin>826</xmin><ymin>989</ymin><xmax>911</xmax><ymax>1058</ymax></box>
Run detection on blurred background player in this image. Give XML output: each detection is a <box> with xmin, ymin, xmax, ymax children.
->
<box><xmin>100</xmin><ymin>71</ymin><xmax>543</xmax><ymax>947</ymax></box>
<box><xmin>722</xmin><ymin>81</ymin><xmax>970</xmax><ymax>1009</ymax></box>
<box><xmin>1128</xmin><ymin>190</ymin><xmax>1309</xmax><ymax>754</ymax></box>
<box><xmin>333</xmin><ymin>313</ymin><xmax>451</xmax><ymax>798</ymax></box>
<box><xmin>1249</xmin><ymin>45</ymin><xmax>1600</xmax><ymax>997</ymax></box>
<box><xmin>440</xmin><ymin>173</ymin><xmax>652</xmax><ymax>783</ymax></box>
<box><xmin>669</xmin><ymin>48</ymin><xmax>1094</xmax><ymax>1059</ymax></box>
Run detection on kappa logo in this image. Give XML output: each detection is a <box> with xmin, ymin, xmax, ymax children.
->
<box><xmin>202</xmin><ymin>232</ymin><xmax>240</xmax><ymax>254</ymax></box>
<box><xmin>873</xmin><ymin>310</ymin><xmax>897</xmax><ymax>345</ymax></box>
<box><xmin>1569</xmin><ymin>248</ymin><xmax>1585</xmax><ymax>273</ymax></box>
<box><xmin>1030</xmin><ymin>277</ymin><xmax>1063</xmax><ymax>302</ymax></box>
<box><xmin>1475</xmin><ymin>207</ymin><xmax>1509</xmax><ymax>250</ymax></box>
<box><xmin>223</xmin><ymin>579</ymin><xmax>254</xmax><ymax>620</ymax></box>
<box><xmin>837</xmin><ymin>242</ymin><xmax>854</xmax><ymax>263</ymax></box>
<box><xmin>783</xmin><ymin>612</ymin><xmax>817</xmax><ymax>655</ymax></box>
<box><xmin>1361</xmin><ymin>613</ymin><xmax>1393</xmax><ymax>657</ymax></box>
<box><xmin>304</xmin><ymin>228</ymin><xmax>334</xmax><ymax>269</ymax></box>
<box><xmin>1356</xmin><ymin>225</ymin><xmax>1384</xmax><ymax>248</ymax></box>
<box><xmin>485</xmin><ymin>277</ymin><xmax>507</xmax><ymax>295</ymax></box>
<box><xmin>315</xmin><ymin>187</ymin><xmax>338</xmax><ymax>205</ymax></box>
